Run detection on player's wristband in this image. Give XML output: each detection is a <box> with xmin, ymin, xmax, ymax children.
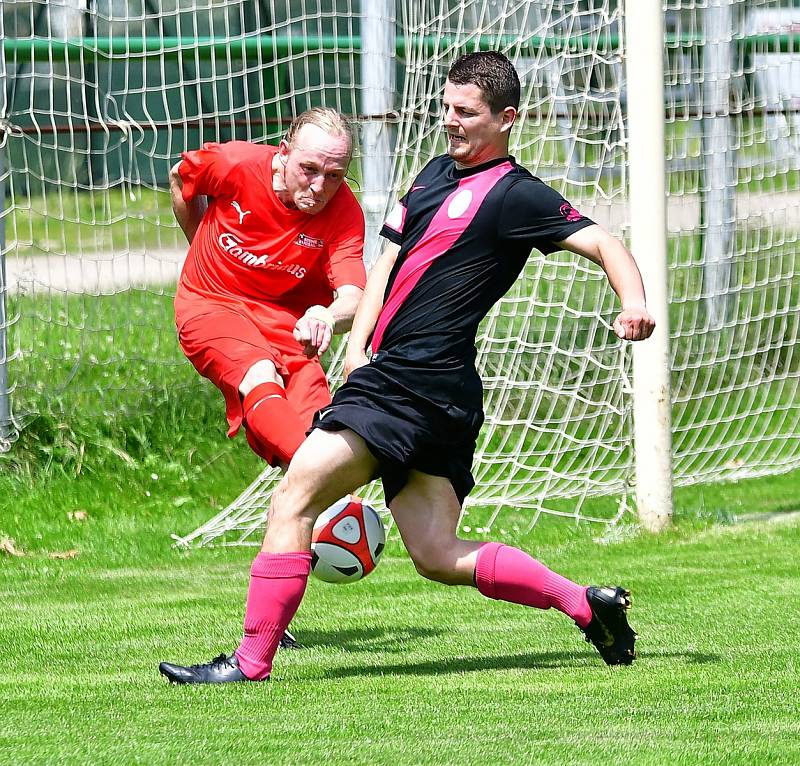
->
<box><xmin>304</xmin><ymin>305</ymin><xmax>335</xmax><ymax>332</ymax></box>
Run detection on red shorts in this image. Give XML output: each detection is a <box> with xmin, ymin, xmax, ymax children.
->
<box><xmin>177</xmin><ymin>306</ymin><xmax>331</xmax><ymax>437</ymax></box>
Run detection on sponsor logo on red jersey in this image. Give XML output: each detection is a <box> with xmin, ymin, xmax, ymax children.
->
<box><xmin>217</xmin><ymin>232</ymin><xmax>306</xmax><ymax>278</ymax></box>
<box><xmin>218</xmin><ymin>232</ymin><xmax>269</xmax><ymax>267</ymax></box>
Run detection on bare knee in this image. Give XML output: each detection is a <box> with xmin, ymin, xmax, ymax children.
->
<box><xmin>263</xmin><ymin>429</ymin><xmax>379</xmax><ymax>554</ymax></box>
<box><xmin>271</xmin><ymin>465</ymin><xmax>319</xmax><ymax>521</ymax></box>
<box><xmin>408</xmin><ymin>542</ymin><xmax>462</xmax><ymax>586</ymax></box>
<box><xmin>239</xmin><ymin>359</ymin><xmax>283</xmax><ymax>396</ymax></box>
<box><xmin>270</xmin><ymin>444</ymin><xmax>344</xmax><ymax>521</ymax></box>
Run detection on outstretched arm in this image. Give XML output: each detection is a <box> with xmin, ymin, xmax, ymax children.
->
<box><xmin>169</xmin><ymin>161</ymin><xmax>207</xmax><ymax>244</ymax></box>
<box><xmin>343</xmin><ymin>241</ymin><xmax>401</xmax><ymax>379</ymax></box>
<box><xmin>557</xmin><ymin>224</ymin><xmax>655</xmax><ymax>341</ymax></box>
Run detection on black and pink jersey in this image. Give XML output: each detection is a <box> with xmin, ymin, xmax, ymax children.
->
<box><xmin>375</xmin><ymin>154</ymin><xmax>594</xmax><ymax>408</ymax></box>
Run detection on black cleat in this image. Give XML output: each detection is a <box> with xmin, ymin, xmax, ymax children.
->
<box><xmin>579</xmin><ymin>586</ymin><xmax>638</xmax><ymax>666</ymax></box>
<box><xmin>159</xmin><ymin>652</ymin><xmax>263</xmax><ymax>684</ymax></box>
<box><xmin>279</xmin><ymin>628</ymin><xmax>301</xmax><ymax>650</ymax></box>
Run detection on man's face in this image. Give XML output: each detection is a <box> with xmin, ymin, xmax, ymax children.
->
<box><xmin>279</xmin><ymin>124</ymin><xmax>351</xmax><ymax>214</ymax></box>
<box><xmin>442</xmin><ymin>79</ymin><xmax>516</xmax><ymax>167</ymax></box>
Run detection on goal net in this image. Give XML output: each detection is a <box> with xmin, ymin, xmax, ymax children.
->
<box><xmin>1</xmin><ymin>1</ymin><xmax>798</xmax><ymax>545</ymax></box>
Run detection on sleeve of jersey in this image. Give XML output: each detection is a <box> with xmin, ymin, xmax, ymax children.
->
<box><xmin>379</xmin><ymin>193</ymin><xmax>409</xmax><ymax>245</ymax></box>
<box><xmin>327</xmin><ymin>199</ymin><xmax>367</xmax><ymax>290</ymax></box>
<box><xmin>178</xmin><ymin>142</ymin><xmax>238</xmax><ymax>202</ymax></box>
<box><xmin>498</xmin><ymin>180</ymin><xmax>595</xmax><ymax>254</ymax></box>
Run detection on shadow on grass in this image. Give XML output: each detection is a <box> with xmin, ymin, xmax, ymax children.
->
<box><xmin>290</xmin><ymin>626</ymin><xmax>444</xmax><ymax>653</ymax></box>
<box><xmin>322</xmin><ymin>649</ymin><xmax>721</xmax><ymax>678</ymax></box>
<box><xmin>637</xmin><ymin>650</ymin><xmax>721</xmax><ymax>664</ymax></box>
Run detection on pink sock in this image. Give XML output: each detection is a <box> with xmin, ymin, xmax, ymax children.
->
<box><xmin>234</xmin><ymin>551</ymin><xmax>311</xmax><ymax>680</ymax></box>
<box><xmin>474</xmin><ymin>542</ymin><xmax>592</xmax><ymax>627</ymax></box>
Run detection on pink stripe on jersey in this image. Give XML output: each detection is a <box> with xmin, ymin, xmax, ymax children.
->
<box><xmin>371</xmin><ymin>161</ymin><xmax>514</xmax><ymax>353</ymax></box>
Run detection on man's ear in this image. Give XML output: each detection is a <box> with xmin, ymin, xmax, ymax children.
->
<box><xmin>500</xmin><ymin>106</ymin><xmax>517</xmax><ymax>134</ymax></box>
<box><xmin>278</xmin><ymin>139</ymin><xmax>290</xmax><ymax>162</ymax></box>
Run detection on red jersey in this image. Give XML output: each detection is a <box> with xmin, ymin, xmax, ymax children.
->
<box><xmin>174</xmin><ymin>141</ymin><xmax>366</xmax><ymax>330</ymax></box>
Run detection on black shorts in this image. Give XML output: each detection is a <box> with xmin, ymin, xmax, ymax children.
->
<box><xmin>309</xmin><ymin>364</ymin><xmax>484</xmax><ymax>505</ymax></box>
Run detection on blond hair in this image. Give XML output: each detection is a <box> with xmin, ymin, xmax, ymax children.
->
<box><xmin>285</xmin><ymin>107</ymin><xmax>354</xmax><ymax>157</ymax></box>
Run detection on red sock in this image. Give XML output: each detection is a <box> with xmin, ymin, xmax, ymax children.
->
<box><xmin>474</xmin><ymin>542</ymin><xmax>592</xmax><ymax>627</ymax></box>
<box><xmin>242</xmin><ymin>382</ymin><xmax>307</xmax><ymax>465</ymax></box>
<box><xmin>234</xmin><ymin>552</ymin><xmax>311</xmax><ymax>680</ymax></box>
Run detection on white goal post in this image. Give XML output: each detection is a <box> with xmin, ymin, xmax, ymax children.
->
<box><xmin>1</xmin><ymin>1</ymin><xmax>799</xmax><ymax>545</ymax></box>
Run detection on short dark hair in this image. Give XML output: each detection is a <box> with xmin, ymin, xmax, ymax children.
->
<box><xmin>447</xmin><ymin>51</ymin><xmax>521</xmax><ymax>113</ymax></box>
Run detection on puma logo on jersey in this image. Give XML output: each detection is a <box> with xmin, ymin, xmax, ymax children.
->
<box><xmin>231</xmin><ymin>201</ymin><xmax>252</xmax><ymax>225</ymax></box>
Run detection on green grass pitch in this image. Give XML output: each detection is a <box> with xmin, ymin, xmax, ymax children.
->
<box><xmin>1</xmin><ymin>194</ymin><xmax>798</xmax><ymax>763</ymax></box>
<box><xmin>1</xmin><ymin>422</ymin><xmax>798</xmax><ymax>765</ymax></box>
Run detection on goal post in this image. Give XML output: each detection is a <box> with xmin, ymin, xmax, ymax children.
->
<box><xmin>0</xmin><ymin>47</ymin><xmax>10</xmax><ymax>449</ymax></box>
<box><xmin>0</xmin><ymin>147</ymin><xmax>9</xmax><ymax>448</ymax></box>
<box><xmin>359</xmin><ymin>0</ymin><xmax>396</xmax><ymax>268</ymax></box>
<box><xmin>625</xmin><ymin>0</ymin><xmax>674</xmax><ymax>532</ymax></box>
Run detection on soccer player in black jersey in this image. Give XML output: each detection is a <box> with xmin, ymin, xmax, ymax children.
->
<box><xmin>159</xmin><ymin>51</ymin><xmax>656</xmax><ymax>684</ymax></box>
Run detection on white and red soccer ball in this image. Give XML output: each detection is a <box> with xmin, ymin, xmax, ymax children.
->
<box><xmin>311</xmin><ymin>495</ymin><xmax>385</xmax><ymax>583</ymax></box>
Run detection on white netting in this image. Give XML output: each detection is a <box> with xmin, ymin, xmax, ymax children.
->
<box><xmin>1</xmin><ymin>2</ymin><xmax>798</xmax><ymax>544</ymax></box>
<box><xmin>0</xmin><ymin>0</ymin><xmax>382</xmax><ymax>441</ymax></box>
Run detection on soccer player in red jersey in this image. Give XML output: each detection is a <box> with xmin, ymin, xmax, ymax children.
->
<box><xmin>170</xmin><ymin>107</ymin><xmax>365</xmax><ymax>469</ymax></box>
<box><xmin>169</xmin><ymin>107</ymin><xmax>366</xmax><ymax>648</ymax></box>
<box><xmin>160</xmin><ymin>54</ymin><xmax>655</xmax><ymax>684</ymax></box>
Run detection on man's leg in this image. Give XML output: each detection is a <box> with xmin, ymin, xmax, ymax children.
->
<box><xmin>159</xmin><ymin>428</ymin><xmax>379</xmax><ymax>684</ymax></box>
<box><xmin>177</xmin><ymin>312</ymin><xmax>317</xmax><ymax>648</ymax></box>
<box><xmin>389</xmin><ymin>471</ymin><xmax>636</xmax><ymax>665</ymax></box>
<box><xmin>239</xmin><ymin>358</ymin><xmax>331</xmax><ymax>649</ymax></box>
<box><xmin>239</xmin><ymin>359</ymin><xmax>309</xmax><ymax>470</ymax></box>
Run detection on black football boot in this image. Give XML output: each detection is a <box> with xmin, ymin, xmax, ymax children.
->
<box><xmin>159</xmin><ymin>653</ymin><xmax>262</xmax><ymax>684</ymax></box>
<box><xmin>579</xmin><ymin>586</ymin><xmax>638</xmax><ymax>665</ymax></box>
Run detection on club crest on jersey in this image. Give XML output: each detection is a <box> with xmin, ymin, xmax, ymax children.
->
<box><xmin>559</xmin><ymin>202</ymin><xmax>583</xmax><ymax>223</ymax></box>
<box><xmin>447</xmin><ymin>189</ymin><xmax>473</xmax><ymax>219</ymax></box>
<box><xmin>295</xmin><ymin>233</ymin><xmax>324</xmax><ymax>249</ymax></box>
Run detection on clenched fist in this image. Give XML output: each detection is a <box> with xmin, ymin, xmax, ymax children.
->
<box><xmin>612</xmin><ymin>306</ymin><xmax>655</xmax><ymax>341</ymax></box>
<box><xmin>294</xmin><ymin>304</ymin><xmax>335</xmax><ymax>357</ymax></box>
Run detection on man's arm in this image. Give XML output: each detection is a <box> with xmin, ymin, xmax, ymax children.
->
<box><xmin>170</xmin><ymin>161</ymin><xmax>207</xmax><ymax>244</ymax></box>
<box><xmin>328</xmin><ymin>284</ymin><xmax>363</xmax><ymax>334</ymax></box>
<box><xmin>557</xmin><ymin>224</ymin><xmax>655</xmax><ymax>342</ymax></box>
<box><xmin>343</xmin><ymin>241</ymin><xmax>401</xmax><ymax>379</ymax></box>
<box><xmin>293</xmin><ymin>284</ymin><xmax>364</xmax><ymax>358</ymax></box>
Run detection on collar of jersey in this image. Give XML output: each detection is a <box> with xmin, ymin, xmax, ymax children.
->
<box><xmin>449</xmin><ymin>155</ymin><xmax>515</xmax><ymax>179</ymax></box>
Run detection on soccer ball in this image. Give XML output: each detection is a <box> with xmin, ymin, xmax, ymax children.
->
<box><xmin>310</xmin><ymin>495</ymin><xmax>385</xmax><ymax>583</ymax></box>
